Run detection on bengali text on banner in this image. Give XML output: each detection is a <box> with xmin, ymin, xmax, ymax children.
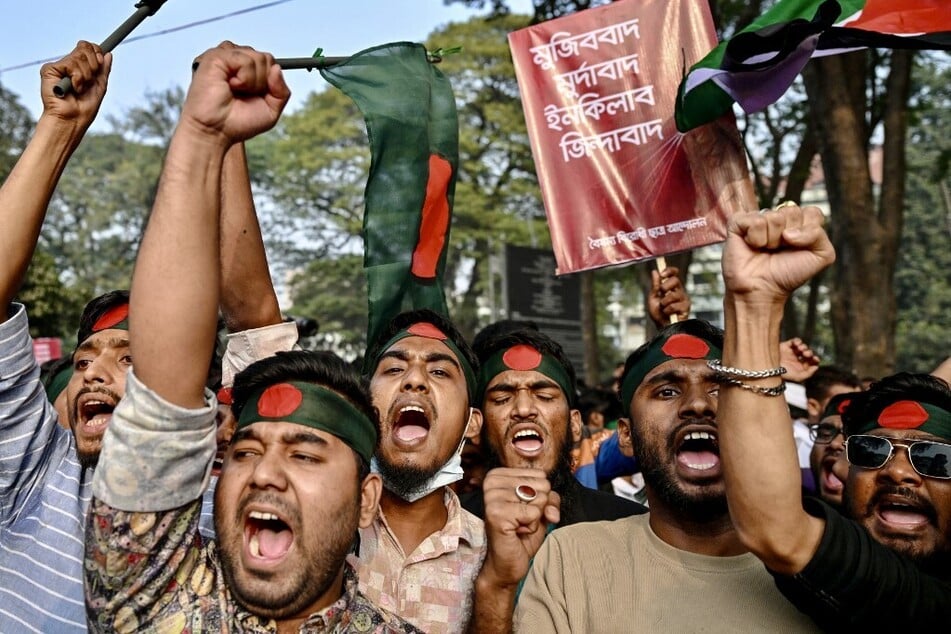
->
<box><xmin>509</xmin><ymin>0</ymin><xmax>756</xmax><ymax>274</ymax></box>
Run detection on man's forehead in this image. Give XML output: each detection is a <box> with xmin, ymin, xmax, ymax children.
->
<box><xmin>77</xmin><ymin>328</ymin><xmax>130</xmax><ymax>351</ymax></box>
<box><xmin>236</xmin><ymin>420</ymin><xmax>337</xmax><ymax>445</ymax></box>
<box><xmin>640</xmin><ymin>357</ymin><xmax>713</xmax><ymax>384</ymax></box>
<box><xmin>385</xmin><ymin>335</ymin><xmax>460</xmax><ymax>364</ymax></box>
<box><xmin>867</xmin><ymin>428</ymin><xmax>948</xmax><ymax>443</ymax></box>
<box><xmin>487</xmin><ymin>368</ymin><xmax>561</xmax><ymax>392</ymax></box>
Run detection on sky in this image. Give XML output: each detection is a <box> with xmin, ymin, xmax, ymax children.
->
<box><xmin>0</xmin><ymin>0</ymin><xmax>533</xmax><ymax>132</ymax></box>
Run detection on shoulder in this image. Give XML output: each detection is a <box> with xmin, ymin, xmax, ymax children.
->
<box><xmin>571</xmin><ymin>484</ymin><xmax>648</xmax><ymax>521</ymax></box>
<box><xmin>549</xmin><ymin>516</ymin><xmax>638</xmax><ymax>550</ymax></box>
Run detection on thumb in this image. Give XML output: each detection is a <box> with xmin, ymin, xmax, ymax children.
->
<box><xmin>544</xmin><ymin>490</ymin><xmax>561</xmax><ymax>525</ymax></box>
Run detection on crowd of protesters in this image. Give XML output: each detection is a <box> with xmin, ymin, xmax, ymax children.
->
<box><xmin>1</xmin><ymin>40</ymin><xmax>948</xmax><ymax>634</ymax></box>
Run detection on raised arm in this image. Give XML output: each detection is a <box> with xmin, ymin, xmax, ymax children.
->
<box><xmin>219</xmin><ymin>141</ymin><xmax>282</xmax><ymax>331</ymax></box>
<box><xmin>129</xmin><ymin>43</ymin><xmax>289</xmax><ymax>407</ymax></box>
<box><xmin>468</xmin><ymin>468</ymin><xmax>559</xmax><ymax>633</ymax></box>
<box><xmin>717</xmin><ymin>204</ymin><xmax>835</xmax><ymax>574</ymax></box>
<box><xmin>0</xmin><ymin>41</ymin><xmax>109</xmax><ymax>309</ymax></box>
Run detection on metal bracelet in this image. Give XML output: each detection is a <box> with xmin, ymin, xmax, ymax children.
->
<box><xmin>707</xmin><ymin>359</ymin><xmax>787</xmax><ymax>379</ymax></box>
<box><xmin>715</xmin><ymin>374</ymin><xmax>787</xmax><ymax>397</ymax></box>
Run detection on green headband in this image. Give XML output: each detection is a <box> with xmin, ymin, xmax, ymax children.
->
<box><xmin>851</xmin><ymin>400</ymin><xmax>951</xmax><ymax>441</ymax></box>
<box><xmin>45</xmin><ymin>364</ymin><xmax>73</xmax><ymax>403</ymax></box>
<box><xmin>477</xmin><ymin>344</ymin><xmax>576</xmax><ymax>407</ymax></box>
<box><xmin>236</xmin><ymin>381</ymin><xmax>377</xmax><ymax>463</ymax></box>
<box><xmin>822</xmin><ymin>392</ymin><xmax>856</xmax><ymax>420</ymax></box>
<box><xmin>619</xmin><ymin>331</ymin><xmax>722</xmax><ymax>409</ymax></box>
<box><xmin>373</xmin><ymin>322</ymin><xmax>477</xmax><ymax>402</ymax></box>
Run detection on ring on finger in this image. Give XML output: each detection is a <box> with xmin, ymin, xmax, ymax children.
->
<box><xmin>515</xmin><ymin>484</ymin><xmax>538</xmax><ymax>503</ymax></box>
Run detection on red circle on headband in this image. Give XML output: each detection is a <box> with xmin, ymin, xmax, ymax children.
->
<box><xmin>878</xmin><ymin>400</ymin><xmax>929</xmax><ymax>429</ymax></box>
<box><xmin>837</xmin><ymin>398</ymin><xmax>852</xmax><ymax>414</ymax></box>
<box><xmin>407</xmin><ymin>322</ymin><xmax>447</xmax><ymax>340</ymax></box>
<box><xmin>502</xmin><ymin>345</ymin><xmax>543</xmax><ymax>371</ymax></box>
<box><xmin>257</xmin><ymin>383</ymin><xmax>304</xmax><ymax>418</ymax></box>
<box><xmin>661</xmin><ymin>334</ymin><xmax>710</xmax><ymax>359</ymax></box>
<box><xmin>93</xmin><ymin>303</ymin><xmax>129</xmax><ymax>331</ymax></box>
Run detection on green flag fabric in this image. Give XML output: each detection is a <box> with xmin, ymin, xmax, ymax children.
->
<box><xmin>319</xmin><ymin>42</ymin><xmax>459</xmax><ymax>355</ymax></box>
<box><xmin>676</xmin><ymin>0</ymin><xmax>951</xmax><ymax>132</ymax></box>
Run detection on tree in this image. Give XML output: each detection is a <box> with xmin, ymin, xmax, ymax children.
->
<box><xmin>46</xmin><ymin>88</ymin><xmax>182</xmax><ymax>295</ymax></box>
<box><xmin>893</xmin><ymin>56</ymin><xmax>951</xmax><ymax>374</ymax></box>
<box><xmin>802</xmin><ymin>49</ymin><xmax>914</xmax><ymax>377</ymax></box>
<box><xmin>0</xmin><ymin>84</ymin><xmax>34</xmax><ymax>182</ymax></box>
<box><xmin>16</xmin><ymin>249</ymin><xmax>85</xmax><ymax>340</ymax></box>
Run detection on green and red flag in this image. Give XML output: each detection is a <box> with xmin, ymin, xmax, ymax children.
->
<box><xmin>319</xmin><ymin>42</ymin><xmax>459</xmax><ymax>353</ymax></box>
<box><xmin>676</xmin><ymin>0</ymin><xmax>951</xmax><ymax>132</ymax></box>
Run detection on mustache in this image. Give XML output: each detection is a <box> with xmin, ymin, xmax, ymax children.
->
<box><xmin>667</xmin><ymin>417</ymin><xmax>717</xmax><ymax>447</ymax></box>
<box><xmin>237</xmin><ymin>492</ymin><xmax>301</xmax><ymax>528</ymax></box>
<box><xmin>74</xmin><ymin>385</ymin><xmax>122</xmax><ymax>405</ymax></box>
<box><xmin>868</xmin><ymin>485</ymin><xmax>937</xmax><ymax>522</ymax></box>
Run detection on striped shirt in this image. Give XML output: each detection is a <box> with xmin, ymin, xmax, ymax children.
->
<box><xmin>0</xmin><ymin>304</ymin><xmax>215</xmax><ymax>633</ymax></box>
<box><xmin>349</xmin><ymin>489</ymin><xmax>486</xmax><ymax>634</ymax></box>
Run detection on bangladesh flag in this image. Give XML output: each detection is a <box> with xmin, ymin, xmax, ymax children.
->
<box><xmin>320</xmin><ymin>42</ymin><xmax>459</xmax><ymax>354</ymax></box>
<box><xmin>676</xmin><ymin>0</ymin><xmax>951</xmax><ymax>132</ymax></box>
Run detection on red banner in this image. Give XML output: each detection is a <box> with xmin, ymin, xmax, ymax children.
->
<box><xmin>509</xmin><ymin>0</ymin><xmax>755</xmax><ymax>274</ymax></box>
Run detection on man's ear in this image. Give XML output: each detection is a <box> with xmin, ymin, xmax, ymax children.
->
<box><xmin>569</xmin><ymin>409</ymin><xmax>583</xmax><ymax>443</ymax></box>
<box><xmin>616</xmin><ymin>418</ymin><xmax>634</xmax><ymax>457</ymax></box>
<box><xmin>358</xmin><ymin>473</ymin><xmax>382</xmax><ymax>528</ymax></box>
<box><xmin>464</xmin><ymin>407</ymin><xmax>483</xmax><ymax>440</ymax></box>
<box><xmin>807</xmin><ymin>397</ymin><xmax>822</xmax><ymax>423</ymax></box>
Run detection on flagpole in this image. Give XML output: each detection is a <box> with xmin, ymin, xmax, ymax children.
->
<box><xmin>191</xmin><ymin>55</ymin><xmax>442</xmax><ymax>74</ymax></box>
<box><xmin>54</xmin><ymin>0</ymin><xmax>168</xmax><ymax>97</ymax></box>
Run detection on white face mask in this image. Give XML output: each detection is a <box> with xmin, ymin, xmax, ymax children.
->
<box><xmin>373</xmin><ymin>409</ymin><xmax>474</xmax><ymax>503</ymax></box>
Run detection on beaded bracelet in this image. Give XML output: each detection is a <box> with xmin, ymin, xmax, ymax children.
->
<box><xmin>714</xmin><ymin>374</ymin><xmax>787</xmax><ymax>397</ymax></box>
<box><xmin>707</xmin><ymin>359</ymin><xmax>787</xmax><ymax>379</ymax></box>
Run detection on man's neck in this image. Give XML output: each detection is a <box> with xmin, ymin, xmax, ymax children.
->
<box><xmin>646</xmin><ymin>503</ymin><xmax>747</xmax><ymax>556</ymax></box>
<box><xmin>273</xmin><ymin>567</ymin><xmax>345</xmax><ymax>634</ymax></box>
<box><xmin>380</xmin><ymin>487</ymin><xmax>450</xmax><ymax>555</ymax></box>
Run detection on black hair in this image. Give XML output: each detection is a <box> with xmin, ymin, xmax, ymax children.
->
<box><xmin>75</xmin><ymin>290</ymin><xmax>130</xmax><ymax>348</ymax></box>
<box><xmin>842</xmin><ymin>372</ymin><xmax>951</xmax><ymax>437</ymax></box>
<box><xmin>231</xmin><ymin>349</ymin><xmax>379</xmax><ymax>476</ymax></box>
<box><xmin>474</xmin><ymin>327</ymin><xmax>579</xmax><ymax>407</ymax></box>
<box><xmin>364</xmin><ymin>308</ymin><xmax>479</xmax><ymax>380</ymax></box>
<box><xmin>40</xmin><ymin>355</ymin><xmax>74</xmax><ymax>387</ymax></box>
<box><xmin>617</xmin><ymin>319</ymin><xmax>723</xmax><ymax>402</ymax></box>
<box><xmin>577</xmin><ymin>385</ymin><xmax>618</xmax><ymax>424</ymax></box>
<box><xmin>471</xmin><ymin>318</ymin><xmax>539</xmax><ymax>356</ymax></box>
<box><xmin>804</xmin><ymin>365</ymin><xmax>862</xmax><ymax>401</ymax></box>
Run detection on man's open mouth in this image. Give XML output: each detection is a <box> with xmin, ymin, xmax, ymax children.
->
<box><xmin>392</xmin><ymin>404</ymin><xmax>431</xmax><ymax>447</ymax></box>
<box><xmin>79</xmin><ymin>398</ymin><xmax>115</xmax><ymax>433</ymax></box>
<box><xmin>675</xmin><ymin>429</ymin><xmax>720</xmax><ymax>473</ymax></box>
<box><xmin>511</xmin><ymin>426</ymin><xmax>544</xmax><ymax>457</ymax></box>
<box><xmin>820</xmin><ymin>458</ymin><xmax>844</xmax><ymax>494</ymax></box>
<box><xmin>245</xmin><ymin>510</ymin><xmax>294</xmax><ymax>563</ymax></box>
<box><xmin>874</xmin><ymin>495</ymin><xmax>934</xmax><ymax>530</ymax></box>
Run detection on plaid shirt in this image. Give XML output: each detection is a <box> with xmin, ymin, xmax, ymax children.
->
<box><xmin>350</xmin><ymin>489</ymin><xmax>486</xmax><ymax>633</ymax></box>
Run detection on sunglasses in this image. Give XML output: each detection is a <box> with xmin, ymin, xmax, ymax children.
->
<box><xmin>846</xmin><ymin>435</ymin><xmax>951</xmax><ymax>479</ymax></box>
<box><xmin>809</xmin><ymin>422</ymin><xmax>844</xmax><ymax>444</ymax></box>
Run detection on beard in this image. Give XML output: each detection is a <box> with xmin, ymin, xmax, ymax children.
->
<box><xmin>68</xmin><ymin>386</ymin><xmax>121</xmax><ymax>470</ymax></box>
<box><xmin>629</xmin><ymin>420</ymin><xmax>728</xmax><ymax>521</ymax></box>
<box><xmin>843</xmin><ymin>484</ymin><xmax>951</xmax><ymax>573</ymax></box>
<box><xmin>375</xmin><ymin>452</ymin><xmax>444</xmax><ymax>499</ymax></box>
<box><xmin>74</xmin><ymin>442</ymin><xmax>101</xmax><ymax>470</ymax></box>
<box><xmin>213</xmin><ymin>490</ymin><xmax>359</xmax><ymax>620</ymax></box>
